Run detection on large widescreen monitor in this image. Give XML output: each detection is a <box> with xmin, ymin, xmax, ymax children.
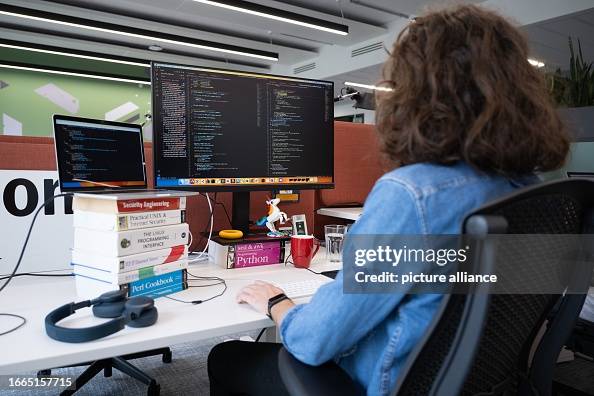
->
<box><xmin>151</xmin><ymin>62</ymin><xmax>334</xmax><ymax>193</ymax></box>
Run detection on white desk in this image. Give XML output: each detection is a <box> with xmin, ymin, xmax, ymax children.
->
<box><xmin>0</xmin><ymin>252</ymin><xmax>340</xmax><ymax>375</ymax></box>
<box><xmin>317</xmin><ymin>207</ymin><xmax>363</xmax><ymax>221</ymax></box>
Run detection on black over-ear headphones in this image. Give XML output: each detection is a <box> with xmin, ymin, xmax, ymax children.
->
<box><xmin>45</xmin><ymin>290</ymin><xmax>158</xmax><ymax>343</ymax></box>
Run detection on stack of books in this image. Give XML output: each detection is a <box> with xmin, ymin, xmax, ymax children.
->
<box><xmin>71</xmin><ymin>194</ymin><xmax>190</xmax><ymax>299</ymax></box>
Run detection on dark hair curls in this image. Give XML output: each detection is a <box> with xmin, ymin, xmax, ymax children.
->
<box><xmin>375</xmin><ymin>4</ymin><xmax>569</xmax><ymax>176</ymax></box>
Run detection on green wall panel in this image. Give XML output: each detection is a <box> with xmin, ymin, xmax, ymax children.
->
<box><xmin>0</xmin><ymin>67</ymin><xmax>152</xmax><ymax>139</ymax></box>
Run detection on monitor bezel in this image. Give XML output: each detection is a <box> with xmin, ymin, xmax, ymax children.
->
<box><xmin>150</xmin><ymin>61</ymin><xmax>335</xmax><ymax>192</ymax></box>
<box><xmin>52</xmin><ymin>114</ymin><xmax>148</xmax><ymax>192</ymax></box>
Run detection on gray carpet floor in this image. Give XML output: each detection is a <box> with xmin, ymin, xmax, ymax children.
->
<box><xmin>4</xmin><ymin>331</ymin><xmax>258</xmax><ymax>396</ymax></box>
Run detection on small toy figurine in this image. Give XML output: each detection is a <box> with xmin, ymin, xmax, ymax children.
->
<box><xmin>256</xmin><ymin>197</ymin><xmax>288</xmax><ymax>237</ymax></box>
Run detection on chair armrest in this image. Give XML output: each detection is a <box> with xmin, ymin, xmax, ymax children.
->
<box><xmin>277</xmin><ymin>347</ymin><xmax>365</xmax><ymax>396</ymax></box>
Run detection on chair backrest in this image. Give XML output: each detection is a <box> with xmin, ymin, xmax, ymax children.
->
<box><xmin>392</xmin><ymin>179</ymin><xmax>594</xmax><ymax>396</ymax></box>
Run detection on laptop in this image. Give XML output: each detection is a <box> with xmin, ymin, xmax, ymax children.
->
<box><xmin>53</xmin><ymin>115</ymin><xmax>192</xmax><ymax>199</ymax></box>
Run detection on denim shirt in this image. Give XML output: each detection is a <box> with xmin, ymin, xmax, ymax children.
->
<box><xmin>279</xmin><ymin>162</ymin><xmax>536</xmax><ymax>396</ymax></box>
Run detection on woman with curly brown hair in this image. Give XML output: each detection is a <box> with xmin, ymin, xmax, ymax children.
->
<box><xmin>208</xmin><ymin>5</ymin><xmax>569</xmax><ymax>396</ymax></box>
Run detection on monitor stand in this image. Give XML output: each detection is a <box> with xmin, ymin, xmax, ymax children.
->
<box><xmin>232</xmin><ymin>191</ymin><xmax>251</xmax><ymax>235</ymax></box>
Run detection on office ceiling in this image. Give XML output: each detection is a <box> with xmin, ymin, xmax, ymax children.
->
<box><xmin>525</xmin><ymin>8</ymin><xmax>594</xmax><ymax>71</ymax></box>
<box><xmin>271</xmin><ymin>0</ymin><xmax>483</xmax><ymax>25</ymax></box>
<box><xmin>0</xmin><ymin>0</ymin><xmax>480</xmax><ymax>73</ymax></box>
<box><xmin>0</xmin><ymin>0</ymin><xmax>390</xmax><ymax>70</ymax></box>
<box><xmin>0</xmin><ymin>0</ymin><xmax>593</xmax><ymax>89</ymax></box>
<box><xmin>330</xmin><ymin>4</ymin><xmax>594</xmax><ymax>96</ymax></box>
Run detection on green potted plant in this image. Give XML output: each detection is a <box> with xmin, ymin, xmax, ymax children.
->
<box><xmin>555</xmin><ymin>37</ymin><xmax>594</xmax><ymax>141</ymax></box>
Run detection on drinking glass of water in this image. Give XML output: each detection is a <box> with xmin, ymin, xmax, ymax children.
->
<box><xmin>325</xmin><ymin>224</ymin><xmax>347</xmax><ymax>263</ymax></box>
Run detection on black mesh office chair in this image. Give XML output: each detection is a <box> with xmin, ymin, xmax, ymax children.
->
<box><xmin>278</xmin><ymin>179</ymin><xmax>594</xmax><ymax>396</ymax></box>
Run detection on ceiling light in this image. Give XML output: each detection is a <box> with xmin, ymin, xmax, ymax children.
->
<box><xmin>0</xmin><ymin>4</ymin><xmax>278</xmax><ymax>61</ymax></box>
<box><xmin>345</xmin><ymin>81</ymin><xmax>393</xmax><ymax>92</ymax></box>
<box><xmin>0</xmin><ymin>63</ymin><xmax>151</xmax><ymax>85</ymax></box>
<box><xmin>190</xmin><ymin>0</ymin><xmax>349</xmax><ymax>36</ymax></box>
<box><xmin>0</xmin><ymin>40</ymin><xmax>150</xmax><ymax>67</ymax></box>
<box><xmin>528</xmin><ymin>58</ymin><xmax>545</xmax><ymax>68</ymax></box>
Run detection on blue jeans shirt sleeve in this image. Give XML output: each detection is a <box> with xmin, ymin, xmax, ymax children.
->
<box><xmin>279</xmin><ymin>178</ymin><xmax>424</xmax><ymax>366</ymax></box>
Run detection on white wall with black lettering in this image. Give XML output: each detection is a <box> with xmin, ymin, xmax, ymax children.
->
<box><xmin>0</xmin><ymin>170</ymin><xmax>72</xmax><ymax>275</ymax></box>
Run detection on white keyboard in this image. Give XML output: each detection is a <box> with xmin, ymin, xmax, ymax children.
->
<box><xmin>274</xmin><ymin>278</ymin><xmax>333</xmax><ymax>299</ymax></box>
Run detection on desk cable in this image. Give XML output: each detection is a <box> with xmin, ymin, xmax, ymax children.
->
<box><xmin>164</xmin><ymin>273</ymin><xmax>228</xmax><ymax>305</ymax></box>
<box><xmin>165</xmin><ymin>275</ymin><xmax>269</xmax><ymax>344</ymax></box>
<box><xmin>0</xmin><ymin>193</ymin><xmax>73</xmax><ymax>294</ymax></box>
<box><xmin>0</xmin><ymin>271</ymin><xmax>74</xmax><ymax>282</ymax></box>
<box><xmin>203</xmin><ymin>192</ymin><xmax>232</xmax><ymax>229</ymax></box>
<box><xmin>188</xmin><ymin>193</ymin><xmax>234</xmax><ymax>264</ymax></box>
<box><xmin>188</xmin><ymin>193</ymin><xmax>214</xmax><ymax>263</ymax></box>
<box><xmin>255</xmin><ymin>328</ymin><xmax>266</xmax><ymax>342</ymax></box>
<box><xmin>0</xmin><ymin>193</ymin><xmax>74</xmax><ymax>337</ymax></box>
<box><xmin>0</xmin><ymin>271</ymin><xmax>74</xmax><ymax>336</ymax></box>
<box><xmin>284</xmin><ymin>253</ymin><xmax>323</xmax><ymax>275</ymax></box>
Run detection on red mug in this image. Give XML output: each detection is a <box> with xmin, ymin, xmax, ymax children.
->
<box><xmin>290</xmin><ymin>235</ymin><xmax>320</xmax><ymax>268</ymax></box>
